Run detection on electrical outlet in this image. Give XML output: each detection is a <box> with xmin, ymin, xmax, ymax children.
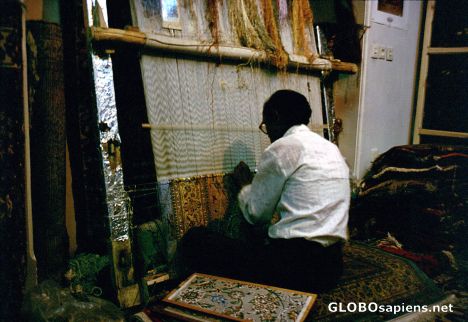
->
<box><xmin>378</xmin><ymin>46</ymin><xmax>386</xmax><ymax>59</ymax></box>
<box><xmin>370</xmin><ymin>44</ymin><xmax>380</xmax><ymax>59</ymax></box>
<box><xmin>386</xmin><ymin>47</ymin><xmax>394</xmax><ymax>61</ymax></box>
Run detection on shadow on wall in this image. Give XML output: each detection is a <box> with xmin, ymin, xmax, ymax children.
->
<box><xmin>223</xmin><ymin>139</ymin><xmax>256</xmax><ymax>173</ymax></box>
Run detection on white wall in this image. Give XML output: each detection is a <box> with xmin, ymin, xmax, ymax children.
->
<box><xmin>354</xmin><ymin>0</ymin><xmax>423</xmax><ymax>178</ymax></box>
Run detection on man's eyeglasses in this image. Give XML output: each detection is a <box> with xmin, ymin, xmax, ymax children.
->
<box><xmin>259</xmin><ymin>122</ymin><xmax>268</xmax><ymax>134</ymax></box>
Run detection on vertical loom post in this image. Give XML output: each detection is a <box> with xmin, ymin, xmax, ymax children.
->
<box><xmin>21</xmin><ymin>0</ymin><xmax>38</xmax><ymax>291</ymax></box>
<box><xmin>82</xmin><ymin>0</ymin><xmax>140</xmax><ymax>308</ymax></box>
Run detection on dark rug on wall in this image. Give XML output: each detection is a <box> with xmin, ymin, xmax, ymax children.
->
<box><xmin>0</xmin><ymin>2</ymin><xmax>27</xmax><ymax>320</ymax></box>
<box><xmin>28</xmin><ymin>20</ymin><xmax>69</xmax><ymax>281</ymax></box>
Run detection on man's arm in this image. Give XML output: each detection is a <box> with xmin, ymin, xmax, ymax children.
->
<box><xmin>237</xmin><ymin>148</ymin><xmax>287</xmax><ymax>225</ymax></box>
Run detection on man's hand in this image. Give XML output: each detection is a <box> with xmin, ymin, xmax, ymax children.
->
<box><xmin>232</xmin><ymin>161</ymin><xmax>253</xmax><ymax>189</ymax></box>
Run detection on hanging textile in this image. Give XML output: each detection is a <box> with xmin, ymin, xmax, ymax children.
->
<box><xmin>28</xmin><ymin>21</ymin><xmax>69</xmax><ymax>281</ymax></box>
<box><xmin>0</xmin><ymin>1</ymin><xmax>26</xmax><ymax>319</ymax></box>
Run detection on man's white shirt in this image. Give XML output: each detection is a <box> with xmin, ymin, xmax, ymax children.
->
<box><xmin>238</xmin><ymin>124</ymin><xmax>350</xmax><ymax>246</ymax></box>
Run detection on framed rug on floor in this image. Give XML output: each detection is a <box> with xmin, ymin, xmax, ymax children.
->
<box><xmin>162</xmin><ymin>273</ymin><xmax>317</xmax><ymax>322</ymax></box>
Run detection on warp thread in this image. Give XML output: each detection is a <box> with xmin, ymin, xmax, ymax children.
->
<box><xmin>291</xmin><ymin>0</ymin><xmax>316</xmax><ymax>61</ymax></box>
<box><xmin>260</xmin><ymin>0</ymin><xmax>288</xmax><ymax>69</ymax></box>
<box><xmin>193</xmin><ymin>0</ymin><xmax>317</xmax><ymax>69</ymax></box>
<box><xmin>243</xmin><ymin>0</ymin><xmax>275</xmax><ymax>50</ymax></box>
<box><xmin>228</xmin><ymin>0</ymin><xmax>263</xmax><ymax>49</ymax></box>
<box><xmin>206</xmin><ymin>0</ymin><xmax>220</xmax><ymax>45</ymax></box>
<box><xmin>278</xmin><ymin>0</ymin><xmax>288</xmax><ymax>25</ymax></box>
<box><xmin>180</xmin><ymin>0</ymin><xmax>200</xmax><ymax>38</ymax></box>
<box><xmin>181</xmin><ymin>0</ymin><xmax>196</xmax><ymax>19</ymax></box>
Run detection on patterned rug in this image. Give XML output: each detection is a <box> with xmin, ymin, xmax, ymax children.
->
<box><xmin>141</xmin><ymin>243</ymin><xmax>444</xmax><ymax>321</ymax></box>
<box><xmin>307</xmin><ymin>242</ymin><xmax>444</xmax><ymax>321</ymax></box>
<box><xmin>169</xmin><ymin>174</ymin><xmax>232</xmax><ymax>239</ymax></box>
<box><xmin>162</xmin><ymin>273</ymin><xmax>316</xmax><ymax>321</ymax></box>
<box><xmin>166</xmin><ymin>173</ymin><xmax>269</xmax><ymax>243</ymax></box>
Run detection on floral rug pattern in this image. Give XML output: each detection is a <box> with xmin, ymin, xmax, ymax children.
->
<box><xmin>169</xmin><ymin>174</ymin><xmax>231</xmax><ymax>239</ymax></box>
<box><xmin>308</xmin><ymin>242</ymin><xmax>444</xmax><ymax>321</ymax></box>
<box><xmin>164</xmin><ymin>273</ymin><xmax>316</xmax><ymax>321</ymax></box>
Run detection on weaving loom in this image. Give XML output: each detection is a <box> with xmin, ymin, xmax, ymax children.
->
<box><xmin>130</xmin><ymin>0</ymin><xmax>325</xmax><ymax>182</ymax></box>
<box><xmin>130</xmin><ymin>0</ymin><xmax>327</xmax><ymax>267</ymax></box>
<box><xmin>88</xmin><ymin>0</ymin><xmax>328</xmax><ymax>306</ymax></box>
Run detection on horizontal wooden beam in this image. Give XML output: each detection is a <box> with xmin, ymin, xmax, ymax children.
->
<box><xmin>91</xmin><ymin>27</ymin><xmax>358</xmax><ymax>74</ymax></box>
<box><xmin>427</xmin><ymin>47</ymin><xmax>468</xmax><ymax>55</ymax></box>
<box><xmin>329</xmin><ymin>60</ymin><xmax>359</xmax><ymax>73</ymax></box>
<box><xmin>142</xmin><ymin>123</ymin><xmax>328</xmax><ymax>132</ymax></box>
<box><xmin>419</xmin><ymin>128</ymin><xmax>468</xmax><ymax>139</ymax></box>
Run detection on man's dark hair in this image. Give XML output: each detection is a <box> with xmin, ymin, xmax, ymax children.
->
<box><xmin>263</xmin><ymin>90</ymin><xmax>312</xmax><ymax>126</ymax></box>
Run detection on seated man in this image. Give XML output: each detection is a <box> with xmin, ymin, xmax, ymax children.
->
<box><xmin>180</xmin><ymin>89</ymin><xmax>350</xmax><ymax>293</ymax></box>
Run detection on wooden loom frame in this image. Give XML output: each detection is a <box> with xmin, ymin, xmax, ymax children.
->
<box><xmin>83</xmin><ymin>0</ymin><xmax>359</xmax><ymax>309</ymax></box>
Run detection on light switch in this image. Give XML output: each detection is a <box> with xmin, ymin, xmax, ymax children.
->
<box><xmin>370</xmin><ymin>44</ymin><xmax>380</xmax><ymax>59</ymax></box>
<box><xmin>386</xmin><ymin>47</ymin><xmax>394</xmax><ymax>61</ymax></box>
<box><xmin>378</xmin><ymin>46</ymin><xmax>386</xmax><ymax>59</ymax></box>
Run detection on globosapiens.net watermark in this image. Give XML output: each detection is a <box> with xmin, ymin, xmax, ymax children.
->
<box><xmin>328</xmin><ymin>302</ymin><xmax>454</xmax><ymax>315</ymax></box>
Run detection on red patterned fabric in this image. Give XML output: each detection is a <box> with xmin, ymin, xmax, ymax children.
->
<box><xmin>377</xmin><ymin>246</ymin><xmax>442</xmax><ymax>277</ymax></box>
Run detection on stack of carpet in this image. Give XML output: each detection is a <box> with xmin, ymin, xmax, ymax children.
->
<box><xmin>350</xmin><ymin>144</ymin><xmax>468</xmax><ymax>276</ymax></box>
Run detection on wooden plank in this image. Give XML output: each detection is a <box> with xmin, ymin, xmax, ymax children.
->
<box><xmin>331</xmin><ymin>60</ymin><xmax>359</xmax><ymax>73</ymax></box>
<box><xmin>142</xmin><ymin>123</ymin><xmax>328</xmax><ymax>132</ymax></box>
<box><xmin>112</xmin><ymin>239</ymin><xmax>141</xmax><ymax>307</ymax></box>
<box><xmin>427</xmin><ymin>47</ymin><xmax>468</xmax><ymax>54</ymax></box>
<box><xmin>412</xmin><ymin>0</ymin><xmax>436</xmax><ymax>144</ymax></box>
<box><xmin>419</xmin><ymin>128</ymin><xmax>468</xmax><ymax>139</ymax></box>
<box><xmin>91</xmin><ymin>27</ymin><xmax>359</xmax><ymax>74</ymax></box>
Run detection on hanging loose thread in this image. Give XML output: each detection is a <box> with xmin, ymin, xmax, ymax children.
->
<box><xmin>206</xmin><ymin>0</ymin><xmax>220</xmax><ymax>45</ymax></box>
<box><xmin>228</xmin><ymin>0</ymin><xmax>264</xmax><ymax>49</ymax></box>
<box><xmin>291</xmin><ymin>0</ymin><xmax>317</xmax><ymax>62</ymax></box>
<box><xmin>278</xmin><ymin>0</ymin><xmax>288</xmax><ymax>26</ymax></box>
<box><xmin>260</xmin><ymin>0</ymin><xmax>288</xmax><ymax>69</ymax></box>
